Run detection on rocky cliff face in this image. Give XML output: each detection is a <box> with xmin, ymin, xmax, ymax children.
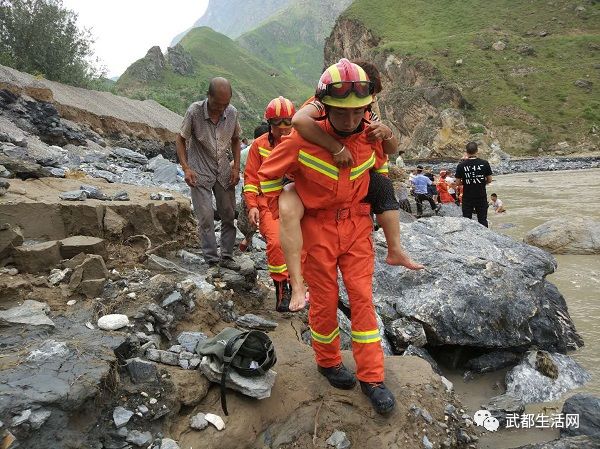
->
<box><xmin>325</xmin><ymin>18</ymin><xmax>478</xmax><ymax>160</ymax></box>
<box><xmin>325</xmin><ymin>5</ymin><xmax>599</xmax><ymax>160</ymax></box>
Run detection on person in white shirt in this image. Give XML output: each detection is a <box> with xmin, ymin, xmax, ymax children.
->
<box><xmin>445</xmin><ymin>171</ymin><xmax>458</xmax><ymax>204</ymax></box>
<box><xmin>489</xmin><ymin>193</ymin><xmax>506</xmax><ymax>213</ymax></box>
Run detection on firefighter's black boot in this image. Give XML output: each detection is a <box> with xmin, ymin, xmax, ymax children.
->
<box><xmin>360</xmin><ymin>381</ymin><xmax>396</xmax><ymax>415</ymax></box>
<box><xmin>317</xmin><ymin>363</ymin><xmax>356</xmax><ymax>389</ymax></box>
<box><xmin>274</xmin><ymin>279</ymin><xmax>291</xmax><ymax>312</ymax></box>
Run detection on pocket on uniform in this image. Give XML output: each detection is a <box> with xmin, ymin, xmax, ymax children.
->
<box><xmin>302</xmin><ymin>165</ymin><xmax>337</xmax><ymax>192</ymax></box>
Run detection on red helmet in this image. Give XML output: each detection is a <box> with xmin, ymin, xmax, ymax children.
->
<box><xmin>264</xmin><ymin>96</ymin><xmax>295</xmax><ymax>127</ymax></box>
<box><xmin>316</xmin><ymin>58</ymin><xmax>374</xmax><ymax>108</ymax></box>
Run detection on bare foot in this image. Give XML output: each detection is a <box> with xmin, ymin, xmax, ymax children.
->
<box><xmin>386</xmin><ymin>248</ymin><xmax>425</xmax><ymax>270</ymax></box>
<box><xmin>289</xmin><ymin>280</ymin><xmax>307</xmax><ymax>312</ymax></box>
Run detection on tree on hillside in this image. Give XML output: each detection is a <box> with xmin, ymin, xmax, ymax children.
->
<box><xmin>0</xmin><ymin>0</ymin><xmax>104</xmax><ymax>86</ymax></box>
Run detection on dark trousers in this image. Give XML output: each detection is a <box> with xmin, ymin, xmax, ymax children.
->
<box><xmin>462</xmin><ymin>197</ymin><xmax>489</xmax><ymax>227</ymax></box>
<box><xmin>415</xmin><ymin>193</ymin><xmax>437</xmax><ymax>216</ymax></box>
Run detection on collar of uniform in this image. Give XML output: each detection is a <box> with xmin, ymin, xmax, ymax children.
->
<box><xmin>202</xmin><ymin>99</ymin><xmax>227</xmax><ymax>122</ymax></box>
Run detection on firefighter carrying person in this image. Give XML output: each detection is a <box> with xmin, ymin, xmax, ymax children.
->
<box><xmin>258</xmin><ymin>59</ymin><xmax>397</xmax><ymax>414</ymax></box>
<box><xmin>279</xmin><ymin>60</ymin><xmax>424</xmax><ymax>312</ymax></box>
<box><xmin>243</xmin><ymin>96</ymin><xmax>296</xmax><ymax>312</ymax></box>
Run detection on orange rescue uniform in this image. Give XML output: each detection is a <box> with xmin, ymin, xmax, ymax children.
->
<box><xmin>437</xmin><ymin>178</ymin><xmax>455</xmax><ymax>203</ymax></box>
<box><xmin>243</xmin><ymin>133</ymin><xmax>288</xmax><ymax>281</ymax></box>
<box><xmin>258</xmin><ymin>120</ymin><xmax>386</xmax><ymax>382</ymax></box>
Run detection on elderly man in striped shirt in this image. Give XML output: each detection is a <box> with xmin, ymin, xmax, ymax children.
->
<box><xmin>176</xmin><ymin>77</ymin><xmax>242</xmax><ymax>270</ymax></box>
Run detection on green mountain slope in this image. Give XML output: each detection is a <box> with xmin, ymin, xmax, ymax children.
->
<box><xmin>343</xmin><ymin>0</ymin><xmax>599</xmax><ymax>154</ymax></box>
<box><xmin>236</xmin><ymin>0</ymin><xmax>353</xmax><ymax>85</ymax></box>
<box><xmin>115</xmin><ymin>27</ymin><xmax>312</xmax><ymax>136</ymax></box>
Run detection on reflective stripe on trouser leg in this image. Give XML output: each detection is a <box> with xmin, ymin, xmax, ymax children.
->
<box><xmin>338</xmin><ymin>214</ymin><xmax>384</xmax><ymax>382</ymax></box>
<box><xmin>302</xmin><ymin>215</ymin><xmax>342</xmax><ymax>368</ymax></box>
<box><xmin>258</xmin><ymin>205</ymin><xmax>288</xmax><ymax>281</ymax></box>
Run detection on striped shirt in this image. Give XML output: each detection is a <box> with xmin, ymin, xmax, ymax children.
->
<box><xmin>180</xmin><ymin>99</ymin><xmax>241</xmax><ymax>188</ymax></box>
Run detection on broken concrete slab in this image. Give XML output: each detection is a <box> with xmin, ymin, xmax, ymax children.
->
<box><xmin>0</xmin><ymin>223</ymin><xmax>23</xmax><ymax>260</ymax></box>
<box><xmin>103</xmin><ymin>208</ymin><xmax>129</xmax><ymax>238</ymax></box>
<box><xmin>0</xmin><ymin>300</ymin><xmax>54</xmax><ymax>327</ymax></box>
<box><xmin>0</xmin><ymin>178</ymin><xmax>195</xmax><ymax>243</ymax></box>
<box><xmin>13</xmin><ymin>240</ymin><xmax>62</xmax><ymax>273</ymax></box>
<box><xmin>59</xmin><ymin>235</ymin><xmax>107</xmax><ymax>260</ymax></box>
<box><xmin>68</xmin><ymin>254</ymin><xmax>108</xmax><ymax>297</ymax></box>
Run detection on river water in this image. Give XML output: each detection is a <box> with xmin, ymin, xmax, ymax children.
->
<box><xmin>444</xmin><ymin>168</ymin><xmax>600</xmax><ymax>448</ymax></box>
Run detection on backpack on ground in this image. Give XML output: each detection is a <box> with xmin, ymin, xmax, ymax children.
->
<box><xmin>195</xmin><ymin>327</ymin><xmax>277</xmax><ymax>415</ymax></box>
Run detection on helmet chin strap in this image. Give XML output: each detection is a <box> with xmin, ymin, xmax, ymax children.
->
<box><xmin>328</xmin><ymin>116</ymin><xmax>368</xmax><ymax>137</ymax></box>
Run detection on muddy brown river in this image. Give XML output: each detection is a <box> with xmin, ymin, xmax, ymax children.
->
<box><xmin>445</xmin><ymin>168</ymin><xmax>600</xmax><ymax>448</ymax></box>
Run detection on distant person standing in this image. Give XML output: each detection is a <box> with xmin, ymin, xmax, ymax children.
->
<box><xmin>455</xmin><ymin>141</ymin><xmax>493</xmax><ymax>227</ymax></box>
<box><xmin>411</xmin><ymin>165</ymin><xmax>438</xmax><ymax>217</ymax></box>
<box><xmin>176</xmin><ymin>77</ymin><xmax>242</xmax><ymax>270</ymax></box>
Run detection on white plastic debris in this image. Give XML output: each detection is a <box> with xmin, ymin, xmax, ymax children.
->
<box><xmin>67</xmin><ymin>300</ymin><xmax>77</xmax><ymax>306</ymax></box>
<box><xmin>205</xmin><ymin>413</ymin><xmax>225</xmax><ymax>431</ymax></box>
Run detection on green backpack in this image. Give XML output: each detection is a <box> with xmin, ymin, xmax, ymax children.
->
<box><xmin>195</xmin><ymin>327</ymin><xmax>277</xmax><ymax>415</ymax></box>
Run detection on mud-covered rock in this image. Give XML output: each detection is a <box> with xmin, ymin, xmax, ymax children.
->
<box><xmin>506</xmin><ymin>351</ymin><xmax>591</xmax><ymax>403</ymax></box>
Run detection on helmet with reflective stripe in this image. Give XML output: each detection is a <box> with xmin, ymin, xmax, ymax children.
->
<box><xmin>264</xmin><ymin>96</ymin><xmax>296</xmax><ymax>121</ymax></box>
<box><xmin>316</xmin><ymin>58</ymin><xmax>373</xmax><ymax>108</ymax></box>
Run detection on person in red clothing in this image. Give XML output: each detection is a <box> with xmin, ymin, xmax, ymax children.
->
<box><xmin>437</xmin><ymin>170</ymin><xmax>455</xmax><ymax>204</ymax></box>
<box><xmin>243</xmin><ymin>96</ymin><xmax>296</xmax><ymax>312</ymax></box>
<box><xmin>258</xmin><ymin>59</ymin><xmax>396</xmax><ymax>415</ymax></box>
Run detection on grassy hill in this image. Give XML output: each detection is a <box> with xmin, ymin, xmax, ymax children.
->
<box><xmin>116</xmin><ymin>27</ymin><xmax>312</xmax><ymax>136</ymax></box>
<box><xmin>236</xmin><ymin>0</ymin><xmax>353</xmax><ymax>85</ymax></box>
<box><xmin>344</xmin><ymin>0</ymin><xmax>599</xmax><ymax>154</ymax></box>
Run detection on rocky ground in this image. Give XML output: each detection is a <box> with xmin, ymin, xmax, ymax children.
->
<box><xmin>403</xmin><ymin>155</ymin><xmax>600</xmax><ymax>176</ymax></box>
<box><xmin>1</xmin><ymin>67</ymin><xmax>599</xmax><ymax>449</ymax></box>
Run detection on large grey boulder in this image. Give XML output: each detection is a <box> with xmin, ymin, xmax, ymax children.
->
<box><xmin>199</xmin><ymin>355</ymin><xmax>276</xmax><ymax>400</ymax></box>
<box><xmin>371</xmin><ymin>218</ymin><xmax>582</xmax><ymax>353</ymax></box>
<box><xmin>505</xmin><ymin>351</ymin><xmax>591</xmax><ymax>403</ymax></box>
<box><xmin>560</xmin><ymin>394</ymin><xmax>600</xmax><ymax>438</ymax></box>
<box><xmin>524</xmin><ymin>217</ymin><xmax>600</xmax><ymax>255</ymax></box>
